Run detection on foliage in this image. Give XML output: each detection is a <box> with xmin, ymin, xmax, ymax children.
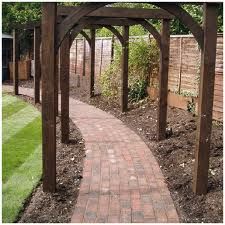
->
<box><xmin>2</xmin><ymin>2</ymin><xmax>223</xmax><ymax>37</ymax></box>
<box><xmin>2</xmin><ymin>2</ymin><xmax>41</xmax><ymax>34</ymax></box>
<box><xmin>97</xmin><ymin>3</ymin><xmax>223</xmax><ymax>36</ymax></box>
<box><xmin>128</xmin><ymin>79</ymin><xmax>148</xmax><ymax>102</ymax></box>
<box><xmin>2</xmin><ymin>2</ymin><xmax>223</xmax><ymax>56</ymax></box>
<box><xmin>99</xmin><ymin>38</ymin><xmax>159</xmax><ymax>102</ymax></box>
<box><xmin>98</xmin><ymin>62</ymin><xmax>121</xmax><ymax>99</ymax></box>
<box><xmin>187</xmin><ymin>99</ymin><xmax>196</xmax><ymax>114</ymax></box>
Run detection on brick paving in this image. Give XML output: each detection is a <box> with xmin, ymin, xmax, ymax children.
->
<box><xmin>3</xmin><ymin>85</ymin><xmax>179</xmax><ymax>223</ymax></box>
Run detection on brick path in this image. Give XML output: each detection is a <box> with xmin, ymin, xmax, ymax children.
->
<box><xmin>3</xmin><ymin>85</ymin><xmax>179</xmax><ymax>223</ymax></box>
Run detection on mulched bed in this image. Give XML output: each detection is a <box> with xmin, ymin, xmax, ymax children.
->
<box><xmin>4</xmin><ymin>79</ymin><xmax>223</xmax><ymax>222</ymax></box>
<box><xmin>69</xmin><ymin>83</ymin><xmax>223</xmax><ymax>223</ymax></box>
<box><xmin>10</xmin><ymin>93</ymin><xmax>86</xmax><ymax>223</ymax></box>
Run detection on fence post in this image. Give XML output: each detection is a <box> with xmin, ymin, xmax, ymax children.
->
<box><xmin>178</xmin><ymin>37</ymin><xmax>183</xmax><ymax>94</ymax></box>
<box><xmin>90</xmin><ymin>29</ymin><xmax>95</xmax><ymax>97</ymax></box>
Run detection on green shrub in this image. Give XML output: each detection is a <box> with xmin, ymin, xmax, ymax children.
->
<box><xmin>98</xmin><ymin>37</ymin><xmax>159</xmax><ymax>102</ymax></box>
<box><xmin>128</xmin><ymin>79</ymin><xmax>148</xmax><ymax>102</ymax></box>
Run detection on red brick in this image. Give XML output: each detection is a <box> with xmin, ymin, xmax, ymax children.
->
<box><xmin>13</xmin><ymin>86</ymin><xmax>180</xmax><ymax>224</ymax></box>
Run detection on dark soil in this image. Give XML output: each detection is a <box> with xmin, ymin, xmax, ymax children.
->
<box><xmin>69</xmin><ymin>83</ymin><xmax>223</xmax><ymax>223</ymax></box>
<box><xmin>4</xmin><ymin>80</ymin><xmax>223</xmax><ymax>223</ymax></box>
<box><xmin>13</xmin><ymin>94</ymin><xmax>86</xmax><ymax>223</ymax></box>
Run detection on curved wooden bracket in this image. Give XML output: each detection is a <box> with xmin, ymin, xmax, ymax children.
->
<box><xmin>153</xmin><ymin>3</ymin><xmax>204</xmax><ymax>49</ymax></box>
<box><xmin>103</xmin><ymin>25</ymin><xmax>124</xmax><ymax>45</ymax></box>
<box><xmin>69</xmin><ymin>30</ymin><xmax>91</xmax><ymax>48</ymax></box>
<box><xmin>136</xmin><ymin>19</ymin><xmax>162</xmax><ymax>49</ymax></box>
<box><xmin>69</xmin><ymin>18</ymin><xmax>101</xmax><ymax>48</ymax></box>
<box><xmin>57</xmin><ymin>2</ymin><xmax>107</xmax><ymax>48</ymax></box>
<box><xmin>80</xmin><ymin>30</ymin><xmax>91</xmax><ymax>46</ymax></box>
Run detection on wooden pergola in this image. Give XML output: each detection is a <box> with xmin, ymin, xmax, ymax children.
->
<box><xmin>12</xmin><ymin>3</ymin><xmax>219</xmax><ymax>195</ymax></box>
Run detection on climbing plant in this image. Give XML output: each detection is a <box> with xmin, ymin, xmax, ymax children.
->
<box><xmin>99</xmin><ymin>38</ymin><xmax>159</xmax><ymax>102</ymax></box>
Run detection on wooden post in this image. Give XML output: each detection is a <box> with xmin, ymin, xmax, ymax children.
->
<box><xmin>157</xmin><ymin>19</ymin><xmax>170</xmax><ymax>141</ymax></box>
<box><xmin>41</xmin><ymin>2</ymin><xmax>57</xmax><ymax>192</ymax></box>
<box><xmin>82</xmin><ymin>38</ymin><xmax>86</xmax><ymax>76</ymax></box>
<box><xmin>13</xmin><ymin>29</ymin><xmax>19</xmax><ymax>95</ymax></box>
<box><xmin>34</xmin><ymin>27</ymin><xmax>41</xmax><ymax>103</ymax></box>
<box><xmin>90</xmin><ymin>29</ymin><xmax>95</xmax><ymax>97</ymax></box>
<box><xmin>178</xmin><ymin>37</ymin><xmax>183</xmax><ymax>94</ymax></box>
<box><xmin>193</xmin><ymin>3</ymin><xmax>218</xmax><ymax>195</ymax></box>
<box><xmin>121</xmin><ymin>26</ymin><xmax>129</xmax><ymax>112</ymax></box>
<box><xmin>60</xmin><ymin>34</ymin><xmax>70</xmax><ymax>144</ymax></box>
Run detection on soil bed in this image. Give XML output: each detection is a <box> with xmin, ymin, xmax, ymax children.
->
<box><xmin>69</xmin><ymin>84</ymin><xmax>223</xmax><ymax>223</ymax></box>
<box><xmin>4</xmin><ymin>80</ymin><xmax>223</xmax><ymax>222</ymax></box>
<box><xmin>11</xmin><ymin>93</ymin><xmax>86</xmax><ymax>223</ymax></box>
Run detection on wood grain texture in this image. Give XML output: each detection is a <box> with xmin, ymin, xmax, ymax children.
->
<box><xmin>154</xmin><ymin>3</ymin><xmax>204</xmax><ymax>49</ymax></box>
<box><xmin>57</xmin><ymin>3</ymin><xmax>107</xmax><ymax>47</ymax></box>
<box><xmin>157</xmin><ymin>19</ymin><xmax>170</xmax><ymax>141</ymax></box>
<box><xmin>41</xmin><ymin>2</ymin><xmax>57</xmax><ymax>192</ymax></box>
<box><xmin>121</xmin><ymin>26</ymin><xmax>129</xmax><ymax>112</ymax></box>
<box><xmin>90</xmin><ymin>29</ymin><xmax>95</xmax><ymax>97</ymax></box>
<box><xmin>58</xmin><ymin>6</ymin><xmax>174</xmax><ymax>19</ymax></box>
<box><xmin>60</xmin><ymin>34</ymin><xmax>70</xmax><ymax>143</ymax></box>
<box><xmin>103</xmin><ymin>25</ymin><xmax>124</xmax><ymax>45</ymax></box>
<box><xmin>193</xmin><ymin>3</ymin><xmax>218</xmax><ymax>195</ymax></box>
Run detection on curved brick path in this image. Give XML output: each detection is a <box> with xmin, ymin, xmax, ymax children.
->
<box><xmin>3</xmin><ymin>85</ymin><xmax>179</xmax><ymax>223</ymax></box>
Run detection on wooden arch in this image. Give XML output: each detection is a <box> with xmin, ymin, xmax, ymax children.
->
<box><xmin>57</xmin><ymin>3</ymin><xmax>204</xmax><ymax>50</ymax></box>
<box><xmin>137</xmin><ymin>20</ymin><xmax>161</xmax><ymax>49</ymax></box>
<box><xmin>80</xmin><ymin>31</ymin><xmax>91</xmax><ymax>46</ymax></box>
<box><xmin>153</xmin><ymin>3</ymin><xmax>204</xmax><ymax>49</ymax></box>
<box><xmin>103</xmin><ymin>25</ymin><xmax>124</xmax><ymax>45</ymax></box>
<box><xmin>29</xmin><ymin>2</ymin><xmax>219</xmax><ymax>195</ymax></box>
<box><xmin>57</xmin><ymin>3</ymin><xmax>107</xmax><ymax>47</ymax></box>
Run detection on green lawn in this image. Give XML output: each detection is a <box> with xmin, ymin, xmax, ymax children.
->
<box><xmin>2</xmin><ymin>93</ymin><xmax>42</xmax><ymax>223</ymax></box>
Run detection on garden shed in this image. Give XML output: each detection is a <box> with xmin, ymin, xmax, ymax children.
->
<box><xmin>2</xmin><ymin>33</ymin><xmax>13</xmax><ymax>81</ymax></box>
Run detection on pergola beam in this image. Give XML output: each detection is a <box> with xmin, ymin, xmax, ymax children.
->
<box><xmin>57</xmin><ymin>6</ymin><xmax>174</xmax><ymax>19</ymax></box>
<box><xmin>13</xmin><ymin>17</ymin><xmax>139</xmax><ymax>30</ymax></box>
<box><xmin>153</xmin><ymin>3</ymin><xmax>204</xmax><ymax>49</ymax></box>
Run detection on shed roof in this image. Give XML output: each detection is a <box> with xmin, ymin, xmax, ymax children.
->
<box><xmin>2</xmin><ymin>33</ymin><xmax>13</xmax><ymax>39</ymax></box>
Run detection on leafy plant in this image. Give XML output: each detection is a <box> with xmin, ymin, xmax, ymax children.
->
<box><xmin>98</xmin><ymin>38</ymin><xmax>159</xmax><ymax>102</ymax></box>
<box><xmin>187</xmin><ymin>99</ymin><xmax>196</xmax><ymax>114</ymax></box>
<box><xmin>128</xmin><ymin>79</ymin><xmax>148</xmax><ymax>102</ymax></box>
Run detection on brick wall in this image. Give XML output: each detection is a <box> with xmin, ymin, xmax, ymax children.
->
<box><xmin>70</xmin><ymin>34</ymin><xmax>223</xmax><ymax>121</ymax></box>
